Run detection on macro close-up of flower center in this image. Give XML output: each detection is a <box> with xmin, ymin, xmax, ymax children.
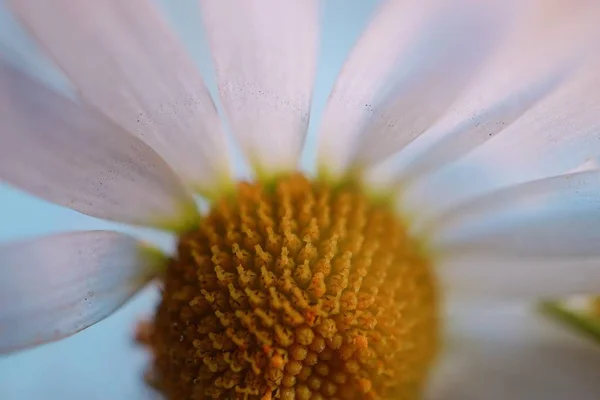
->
<box><xmin>4</xmin><ymin>0</ymin><xmax>600</xmax><ymax>399</ymax></box>
<box><xmin>149</xmin><ymin>174</ymin><xmax>438</xmax><ymax>399</ymax></box>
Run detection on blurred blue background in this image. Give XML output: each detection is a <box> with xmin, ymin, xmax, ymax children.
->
<box><xmin>0</xmin><ymin>0</ymin><xmax>380</xmax><ymax>398</ymax></box>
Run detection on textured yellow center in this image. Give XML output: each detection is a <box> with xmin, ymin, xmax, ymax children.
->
<box><xmin>150</xmin><ymin>174</ymin><xmax>439</xmax><ymax>400</ymax></box>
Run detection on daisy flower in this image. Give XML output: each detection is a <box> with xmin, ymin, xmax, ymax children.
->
<box><xmin>2</xmin><ymin>0</ymin><xmax>600</xmax><ymax>399</ymax></box>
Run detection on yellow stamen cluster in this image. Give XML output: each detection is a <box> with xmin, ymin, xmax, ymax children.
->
<box><xmin>150</xmin><ymin>174</ymin><xmax>438</xmax><ymax>399</ymax></box>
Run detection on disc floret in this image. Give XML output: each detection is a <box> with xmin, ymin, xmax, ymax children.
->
<box><xmin>150</xmin><ymin>174</ymin><xmax>439</xmax><ymax>399</ymax></box>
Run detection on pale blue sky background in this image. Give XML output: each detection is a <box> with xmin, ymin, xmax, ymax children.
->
<box><xmin>0</xmin><ymin>1</ymin><xmax>380</xmax><ymax>398</ymax></box>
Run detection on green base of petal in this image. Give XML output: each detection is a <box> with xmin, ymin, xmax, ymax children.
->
<box><xmin>194</xmin><ymin>171</ymin><xmax>238</xmax><ymax>202</ymax></box>
<box><xmin>152</xmin><ymin>204</ymin><xmax>200</xmax><ymax>233</ymax></box>
<box><xmin>137</xmin><ymin>244</ymin><xmax>170</xmax><ymax>284</ymax></box>
<box><xmin>539</xmin><ymin>301</ymin><xmax>600</xmax><ymax>346</ymax></box>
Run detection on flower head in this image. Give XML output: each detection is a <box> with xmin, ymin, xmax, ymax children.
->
<box><xmin>151</xmin><ymin>174</ymin><xmax>438</xmax><ymax>399</ymax></box>
<box><xmin>2</xmin><ymin>0</ymin><xmax>600</xmax><ymax>399</ymax></box>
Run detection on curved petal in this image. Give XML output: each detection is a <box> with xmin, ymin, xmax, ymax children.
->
<box><xmin>0</xmin><ymin>61</ymin><xmax>199</xmax><ymax>231</ymax></box>
<box><xmin>429</xmin><ymin>170</ymin><xmax>600</xmax><ymax>257</ymax></box>
<box><xmin>363</xmin><ymin>69</ymin><xmax>570</xmax><ymax>194</ymax></box>
<box><xmin>427</xmin><ymin>170</ymin><xmax>600</xmax><ymax>299</ymax></box>
<box><xmin>400</xmin><ymin>32</ymin><xmax>600</xmax><ymax>217</ymax></box>
<box><xmin>0</xmin><ymin>231</ymin><xmax>167</xmax><ymax>354</ymax></box>
<box><xmin>372</xmin><ymin>69</ymin><xmax>572</xmax><ymax>190</ymax></box>
<box><xmin>9</xmin><ymin>0</ymin><xmax>231</xmax><ymax>194</ymax></box>
<box><xmin>198</xmin><ymin>0</ymin><xmax>319</xmax><ymax>177</ymax></box>
<box><xmin>315</xmin><ymin>0</ymin><xmax>517</xmax><ymax>180</ymax></box>
<box><xmin>370</xmin><ymin>0</ymin><xmax>600</xmax><ymax>189</ymax></box>
<box><xmin>427</xmin><ymin>303</ymin><xmax>600</xmax><ymax>399</ymax></box>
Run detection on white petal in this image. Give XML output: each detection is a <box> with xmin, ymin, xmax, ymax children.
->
<box><xmin>380</xmin><ymin>70</ymin><xmax>571</xmax><ymax>189</ymax></box>
<box><xmin>428</xmin><ymin>303</ymin><xmax>600</xmax><ymax>399</ymax></box>
<box><xmin>402</xmin><ymin>37</ymin><xmax>600</xmax><ymax>217</ymax></box>
<box><xmin>437</xmin><ymin>257</ymin><xmax>600</xmax><ymax>300</ymax></box>
<box><xmin>316</xmin><ymin>0</ymin><xmax>517</xmax><ymax>179</ymax></box>
<box><xmin>198</xmin><ymin>0</ymin><xmax>319</xmax><ymax>177</ymax></box>
<box><xmin>0</xmin><ymin>231</ymin><xmax>166</xmax><ymax>354</ymax></box>
<box><xmin>427</xmin><ymin>170</ymin><xmax>600</xmax><ymax>299</ymax></box>
<box><xmin>430</xmin><ymin>170</ymin><xmax>600</xmax><ymax>257</ymax></box>
<box><xmin>473</xmin><ymin>57</ymin><xmax>600</xmax><ymax>184</ymax></box>
<box><xmin>389</xmin><ymin>0</ymin><xmax>600</xmax><ymax>188</ymax></box>
<box><xmin>568</xmin><ymin>157</ymin><xmax>600</xmax><ymax>174</ymax></box>
<box><xmin>0</xmin><ymin>61</ymin><xmax>199</xmax><ymax>231</ymax></box>
<box><xmin>9</xmin><ymin>0</ymin><xmax>231</xmax><ymax>193</ymax></box>
<box><xmin>363</xmin><ymin>69</ymin><xmax>569</xmax><ymax>193</ymax></box>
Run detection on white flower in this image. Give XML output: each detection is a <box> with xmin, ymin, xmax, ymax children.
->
<box><xmin>2</xmin><ymin>0</ymin><xmax>600</xmax><ymax>399</ymax></box>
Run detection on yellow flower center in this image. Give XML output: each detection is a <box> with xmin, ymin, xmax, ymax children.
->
<box><xmin>149</xmin><ymin>174</ymin><xmax>439</xmax><ymax>399</ymax></box>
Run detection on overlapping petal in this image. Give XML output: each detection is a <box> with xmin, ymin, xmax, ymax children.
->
<box><xmin>10</xmin><ymin>0</ymin><xmax>231</xmax><ymax>194</ymax></box>
<box><xmin>0</xmin><ymin>61</ymin><xmax>199</xmax><ymax>231</ymax></box>
<box><xmin>199</xmin><ymin>0</ymin><xmax>319</xmax><ymax>177</ymax></box>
